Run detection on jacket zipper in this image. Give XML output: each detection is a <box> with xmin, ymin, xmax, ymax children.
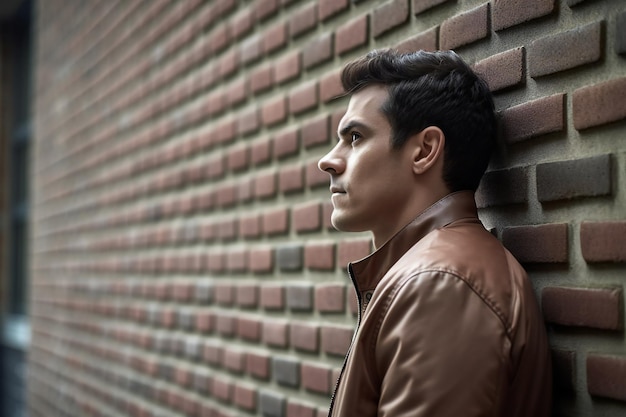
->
<box><xmin>327</xmin><ymin>264</ymin><xmax>363</xmax><ymax>417</ymax></box>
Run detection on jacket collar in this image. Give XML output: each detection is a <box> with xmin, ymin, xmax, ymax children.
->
<box><xmin>348</xmin><ymin>191</ymin><xmax>479</xmax><ymax>292</ymax></box>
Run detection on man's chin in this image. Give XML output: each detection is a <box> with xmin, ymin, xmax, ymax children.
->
<box><xmin>331</xmin><ymin>215</ymin><xmax>365</xmax><ymax>233</ymax></box>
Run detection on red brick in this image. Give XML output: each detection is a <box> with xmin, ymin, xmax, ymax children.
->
<box><xmin>215</xmin><ymin>283</ymin><xmax>235</xmax><ymax>306</ymax></box>
<box><xmin>250</xmin><ymin>246</ymin><xmax>274</xmax><ymax>273</ymax></box>
<box><xmin>247</xmin><ymin>352</ymin><xmax>270</xmax><ymax>380</ymax></box>
<box><xmin>286</xmin><ymin>401</ymin><xmax>317</xmax><ymax>417</ymax></box>
<box><xmin>338</xmin><ymin>238</ymin><xmax>372</xmax><ymax>267</ymax></box>
<box><xmin>536</xmin><ymin>154</ymin><xmax>612</xmax><ymax>202</ymax></box>
<box><xmin>236</xmin><ymin>284</ymin><xmax>258</xmax><ymax>308</ymax></box>
<box><xmin>215</xmin><ymin>117</ymin><xmax>237</xmax><ymax>145</ymax></box>
<box><xmin>250</xmin><ymin>64</ymin><xmax>274</xmax><ymax>94</ymax></box>
<box><xmin>303</xmin><ymin>33</ymin><xmax>334</xmax><ymax>69</ymax></box>
<box><xmin>254</xmin><ymin>170</ymin><xmax>277</xmax><ymax>199</ymax></box>
<box><xmin>580</xmin><ymin>221</ymin><xmax>626</xmax><ymax>263</ymax></box>
<box><xmin>261</xmin><ymin>284</ymin><xmax>284</xmax><ymax>310</ymax></box>
<box><xmin>212</xmin><ymin>378</ymin><xmax>233</xmax><ymax>402</ymax></box>
<box><xmin>500</xmin><ymin>94</ymin><xmax>565</xmax><ymax>143</ymax></box>
<box><xmin>301</xmin><ymin>114</ymin><xmax>330</xmax><ymax>148</ymax></box>
<box><xmin>305</xmin><ymin>241</ymin><xmax>335</xmax><ymax>271</ymax></box>
<box><xmin>274</xmin><ymin>128</ymin><xmax>300</xmax><ymax>159</ymax></box>
<box><xmin>492</xmin><ymin>0</ymin><xmax>556</xmax><ymax>31</ymax></box>
<box><xmin>274</xmin><ymin>51</ymin><xmax>301</xmax><ymax>84</ymax></box>
<box><xmin>263</xmin><ymin>22</ymin><xmax>288</xmax><ymax>54</ymax></box>
<box><xmin>234</xmin><ymin>384</ymin><xmax>256</xmax><ymax>410</ymax></box>
<box><xmin>263</xmin><ymin>320</ymin><xmax>289</xmax><ymax>347</ymax></box>
<box><xmin>291</xmin><ymin>322</ymin><xmax>319</xmax><ymax>352</ymax></box>
<box><xmin>231</xmin><ymin>9</ymin><xmax>254</xmax><ymax>39</ymax></box>
<box><xmin>315</xmin><ymin>283</ymin><xmax>345</xmax><ymax>313</ymax></box>
<box><xmin>208</xmin><ymin>251</ymin><xmax>226</xmax><ymax>272</ymax></box>
<box><xmin>216</xmin><ymin>183</ymin><xmax>237</xmax><ymax>208</ymax></box>
<box><xmin>289</xmin><ymin>80</ymin><xmax>318</xmax><ymax>115</ymax></box>
<box><xmin>293</xmin><ymin>201</ymin><xmax>321</xmax><ymax>233</ymax></box>
<box><xmin>412</xmin><ymin>0</ymin><xmax>450</xmax><ymax>15</ymax></box>
<box><xmin>263</xmin><ymin>207</ymin><xmax>289</xmax><ymax>235</ymax></box>
<box><xmin>586</xmin><ymin>354</ymin><xmax>626</xmax><ymax>401</ymax></box>
<box><xmin>255</xmin><ymin>0</ymin><xmax>279</xmax><ymax>21</ymax></box>
<box><xmin>207</xmin><ymin>90</ymin><xmax>227</xmax><ymax>116</ymax></box>
<box><xmin>301</xmin><ymin>362</ymin><xmax>331</xmax><ymax>394</ymax></box>
<box><xmin>216</xmin><ymin>313</ymin><xmax>237</xmax><ymax>337</ymax></box>
<box><xmin>196</xmin><ymin>311</ymin><xmax>214</xmax><ymax>333</ymax></box>
<box><xmin>502</xmin><ymin>223</ymin><xmax>568</xmax><ymax>263</ymax></box>
<box><xmin>262</xmin><ymin>95</ymin><xmax>288</xmax><ymax>126</ymax></box>
<box><xmin>219</xmin><ymin>49</ymin><xmax>240</xmax><ymax>78</ymax></box>
<box><xmin>224</xmin><ymin>349</ymin><xmax>245</xmax><ymax>373</ymax></box>
<box><xmin>320</xmin><ymin>68</ymin><xmax>344</xmax><ymax>103</ymax></box>
<box><xmin>573</xmin><ymin>76</ymin><xmax>626</xmax><ymax>130</ymax></box>
<box><xmin>227</xmin><ymin>144</ymin><xmax>249</xmax><ymax>172</ymax></box>
<box><xmin>336</xmin><ymin>14</ymin><xmax>369</xmax><ymax>55</ymax></box>
<box><xmin>528</xmin><ymin>22</ymin><xmax>602</xmax><ymax>78</ymax></box>
<box><xmin>473</xmin><ymin>47</ymin><xmax>525</xmax><ymax>92</ymax></box>
<box><xmin>210</xmin><ymin>24</ymin><xmax>231</xmax><ymax>53</ymax></box>
<box><xmin>542</xmin><ymin>286</ymin><xmax>622</xmax><ymax>330</ymax></box>
<box><xmin>238</xmin><ymin>317</ymin><xmax>261</xmax><ymax>341</ymax></box>
<box><xmin>321</xmin><ymin>325</ymin><xmax>353</xmax><ymax>357</ymax></box>
<box><xmin>319</xmin><ymin>0</ymin><xmax>349</xmax><ymax>21</ymax></box>
<box><xmin>227</xmin><ymin>248</ymin><xmax>248</xmax><ymax>271</ymax></box>
<box><xmin>440</xmin><ymin>3</ymin><xmax>489</xmax><ymax>50</ymax></box>
<box><xmin>279</xmin><ymin>164</ymin><xmax>304</xmax><ymax>194</ymax></box>
<box><xmin>395</xmin><ymin>26</ymin><xmax>438</xmax><ymax>52</ymax></box>
<box><xmin>240</xmin><ymin>213</ymin><xmax>261</xmax><ymax>239</ymax></box>
<box><xmin>251</xmin><ymin>137</ymin><xmax>272</xmax><ymax>166</ymax></box>
<box><xmin>290</xmin><ymin>2</ymin><xmax>318</xmax><ymax>37</ymax></box>
<box><xmin>372</xmin><ymin>0</ymin><xmax>409</xmax><ymax>38</ymax></box>
<box><xmin>215</xmin><ymin>0</ymin><xmax>236</xmax><ymax>16</ymax></box>
<box><xmin>306</xmin><ymin>158</ymin><xmax>329</xmax><ymax>189</ymax></box>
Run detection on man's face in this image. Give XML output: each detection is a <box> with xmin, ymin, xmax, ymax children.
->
<box><xmin>318</xmin><ymin>85</ymin><xmax>417</xmax><ymax>241</ymax></box>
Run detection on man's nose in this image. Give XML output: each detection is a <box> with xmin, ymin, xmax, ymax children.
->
<box><xmin>318</xmin><ymin>145</ymin><xmax>345</xmax><ymax>174</ymax></box>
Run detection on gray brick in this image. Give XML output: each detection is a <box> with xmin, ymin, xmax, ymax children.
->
<box><xmin>185</xmin><ymin>337</ymin><xmax>202</xmax><ymax>361</ymax></box>
<box><xmin>476</xmin><ymin>166</ymin><xmax>529</xmax><ymax>208</ymax></box>
<box><xmin>259</xmin><ymin>390</ymin><xmax>285</xmax><ymax>417</ymax></box>
<box><xmin>528</xmin><ymin>22</ymin><xmax>602</xmax><ymax>78</ymax></box>
<box><xmin>195</xmin><ymin>282</ymin><xmax>214</xmax><ymax>304</ymax></box>
<box><xmin>272</xmin><ymin>356</ymin><xmax>300</xmax><ymax>387</ymax></box>
<box><xmin>536</xmin><ymin>154</ymin><xmax>612</xmax><ymax>202</ymax></box>
<box><xmin>276</xmin><ymin>243</ymin><xmax>303</xmax><ymax>271</ymax></box>
<box><xmin>286</xmin><ymin>283</ymin><xmax>313</xmax><ymax>311</ymax></box>
<box><xmin>617</xmin><ymin>11</ymin><xmax>626</xmax><ymax>55</ymax></box>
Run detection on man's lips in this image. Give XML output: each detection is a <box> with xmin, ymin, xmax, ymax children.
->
<box><xmin>330</xmin><ymin>186</ymin><xmax>346</xmax><ymax>194</ymax></box>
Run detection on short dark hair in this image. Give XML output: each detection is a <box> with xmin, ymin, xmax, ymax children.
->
<box><xmin>341</xmin><ymin>49</ymin><xmax>496</xmax><ymax>192</ymax></box>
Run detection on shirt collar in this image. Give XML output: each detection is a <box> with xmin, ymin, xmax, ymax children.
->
<box><xmin>348</xmin><ymin>191</ymin><xmax>480</xmax><ymax>291</ymax></box>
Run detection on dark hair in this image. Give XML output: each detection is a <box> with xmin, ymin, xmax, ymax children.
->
<box><xmin>341</xmin><ymin>49</ymin><xmax>496</xmax><ymax>192</ymax></box>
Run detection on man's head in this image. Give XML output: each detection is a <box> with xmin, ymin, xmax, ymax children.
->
<box><xmin>340</xmin><ymin>49</ymin><xmax>496</xmax><ymax>192</ymax></box>
<box><xmin>318</xmin><ymin>49</ymin><xmax>496</xmax><ymax>246</ymax></box>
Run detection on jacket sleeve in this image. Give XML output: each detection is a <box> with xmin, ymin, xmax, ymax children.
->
<box><xmin>375</xmin><ymin>270</ymin><xmax>510</xmax><ymax>417</ymax></box>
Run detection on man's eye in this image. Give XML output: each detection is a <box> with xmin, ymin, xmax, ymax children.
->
<box><xmin>351</xmin><ymin>132</ymin><xmax>361</xmax><ymax>142</ymax></box>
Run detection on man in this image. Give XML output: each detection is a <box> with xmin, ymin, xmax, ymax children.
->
<box><xmin>318</xmin><ymin>49</ymin><xmax>551</xmax><ymax>417</ymax></box>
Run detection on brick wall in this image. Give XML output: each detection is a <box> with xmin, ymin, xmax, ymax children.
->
<box><xmin>28</xmin><ymin>1</ymin><xmax>626</xmax><ymax>417</ymax></box>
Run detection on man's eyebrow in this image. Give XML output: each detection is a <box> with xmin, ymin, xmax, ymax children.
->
<box><xmin>338</xmin><ymin>120</ymin><xmax>370</xmax><ymax>137</ymax></box>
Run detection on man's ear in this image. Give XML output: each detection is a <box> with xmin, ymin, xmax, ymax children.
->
<box><xmin>411</xmin><ymin>126</ymin><xmax>445</xmax><ymax>175</ymax></box>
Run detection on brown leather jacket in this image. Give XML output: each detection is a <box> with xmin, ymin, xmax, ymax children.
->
<box><xmin>329</xmin><ymin>192</ymin><xmax>551</xmax><ymax>417</ymax></box>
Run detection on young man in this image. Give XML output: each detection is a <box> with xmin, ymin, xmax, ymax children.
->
<box><xmin>318</xmin><ymin>50</ymin><xmax>551</xmax><ymax>417</ymax></box>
